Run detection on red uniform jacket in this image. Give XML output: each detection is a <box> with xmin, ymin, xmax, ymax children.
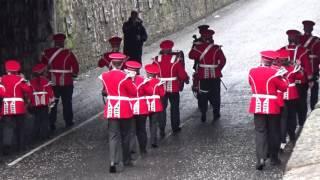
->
<box><xmin>283</xmin><ymin>65</ymin><xmax>304</xmax><ymax>100</ymax></box>
<box><xmin>41</xmin><ymin>47</ymin><xmax>79</xmax><ymax>86</ymax></box>
<box><xmin>153</xmin><ymin>54</ymin><xmax>188</xmax><ymax>93</ymax></box>
<box><xmin>131</xmin><ymin>75</ymin><xmax>149</xmax><ymax>115</ymax></box>
<box><xmin>0</xmin><ymin>84</ymin><xmax>5</xmax><ymax>97</ymax></box>
<box><xmin>248</xmin><ymin>66</ymin><xmax>288</xmax><ymax>114</ymax></box>
<box><xmin>29</xmin><ymin>76</ymin><xmax>55</xmax><ymax>107</ymax></box>
<box><xmin>300</xmin><ymin>35</ymin><xmax>320</xmax><ymax>76</ymax></box>
<box><xmin>98</xmin><ymin>52</ymin><xmax>114</xmax><ymax>69</ymax></box>
<box><xmin>278</xmin><ymin>45</ymin><xmax>312</xmax><ymax>84</ymax></box>
<box><xmin>1</xmin><ymin>74</ymin><xmax>32</xmax><ymax>116</ymax></box>
<box><xmin>99</xmin><ymin>69</ymin><xmax>137</xmax><ymax>119</ymax></box>
<box><xmin>188</xmin><ymin>42</ymin><xmax>226</xmax><ymax>79</ymax></box>
<box><xmin>145</xmin><ymin>78</ymin><xmax>165</xmax><ymax>113</ymax></box>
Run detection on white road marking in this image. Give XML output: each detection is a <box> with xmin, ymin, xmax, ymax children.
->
<box><xmin>7</xmin><ymin>111</ymin><xmax>104</xmax><ymax>167</ymax></box>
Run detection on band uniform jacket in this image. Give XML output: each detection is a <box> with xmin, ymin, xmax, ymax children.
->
<box><xmin>300</xmin><ymin>34</ymin><xmax>320</xmax><ymax>78</ymax></box>
<box><xmin>278</xmin><ymin>45</ymin><xmax>312</xmax><ymax>84</ymax></box>
<box><xmin>283</xmin><ymin>65</ymin><xmax>304</xmax><ymax>100</ymax></box>
<box><xmin>153</xmin><ymin>54</ymin><xmax>188</xmax><ymax>93</ymax></box>
<box><xmin>188</xmin><ymin>42</ymin><xmax>226</xmax><ymax>79</ymax></box>
<box><xmin>29</xmin><ymin>76</ymin><xmax>54</xmax><ymax>107</ymax></box>
<box><xmin>41</xmin><ymin>47</ymin><xmax>79</xmax><ymax>86</ymax></box>
<box><xmin>99</xmin><ymin>69</ymin><xmax>137</xmax><ymax>119</ymax></box>
<box><xmin>0</xmin><ymin>74</ymin><xmax>32</xmax><ymax>116</ymax></box>
<box><xmin>131</xmin><ymin>75</ymin><xmax>149</xmax><ymax>115</ymax></box>
<box><xmin>248</xmin><ymin>66</ymin><xmax>288</xmax><ymax>114</ymax></box>
<box><xmin>144</xmin><ymin>78</ymin><xmax>165</xmax><ymax>113</ymax></box>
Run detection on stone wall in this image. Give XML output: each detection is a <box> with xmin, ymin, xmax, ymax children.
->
<box><xmin>0</xmin><ymin>0</ymin><xmax>54</xmax><ymax>76</ymax></box>
<box><xmin>284</xmin><ymin>104</ymin><xmax>320</xmax><ymax>179</ymax></box>
<box><xmin>0</xmin><ymin>0</ymin><xmax>238</xmax><ymax>74</ymax></box>
<box><xmin>55</xmin><ymin>0</ymin><xmax>238</xmax><ymax>72</ymax></box>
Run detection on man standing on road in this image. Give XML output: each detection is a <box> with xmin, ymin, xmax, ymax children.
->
<box><xmin>41</xmin><ymin>33</ymin><xmax>79</xmax><ymax>131</ymax></box>
<box><xmin>276</xmin><ymin>49</ymin><xmax>304</xmax><ymax>150</ymax></box>
<box><xmin>98</xmin><ymin>36</ymin><xmax>123</xmax><ymax>70</ymax></box>
<box><xmin>278</xmin><ymin>30</ymin><xmax>312</xmax><ymax>127</ymax></box>
<box><xmin>125</xmin><ymin>61</ymin><xmax>149</xmax><ymax>155</ymax></box>
<box><xmin>248</xmin><ymin>51</ymin><xmax>288</xmax><ymax>170</ymax></box>
<box><xmin>122</xmin><ymin>10</ymin><xmax>148</xmax><ymax>63</ymax></box>
<box><xmin>0</xmin><ymin>60</ymin><xmax>32</xmax><ymax>154</ymax></box>
<box><xmin>300</xmin><ymin>20</ymin><xmax>320</xmax><ymax>110</ymax></box>
<box><xmin>188</xmin><ymin>29</ymin><xmax>226</xmax><ymax>122</ymax></box>
<box><xmin>153</xmin><ymin>40</ymin><xmax>189</xmax><ymax>137</ymax></box>
<box><xmin>99</xmin><ymin>53</ymin><xmax>137</xmax><ymax>173</ymax></box>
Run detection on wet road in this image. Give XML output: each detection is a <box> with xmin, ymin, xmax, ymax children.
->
<box><xmin>1</xmin><ymin>0</ymin><xmax>320</xmax><ymax>179</ymax></box>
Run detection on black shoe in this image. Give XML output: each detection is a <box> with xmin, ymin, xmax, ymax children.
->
<box><xmin>160</xmin><ymin>130</ymin><xmax>166</xmax><ymax>138</ymax></box>
<box><xmin>66</xmin><ymin>122</ymin><xmax>74</xmax><ymax>128</ymax></box>
<box><xmin>255</xmin><ymin>159</ymin><xmax>265</xmax><ymax>170</ymax></box>
<box><xmin>109</xmin><ymin>165</ymin><xmax>116</xmax><ymax>173</ymax></box>
<box><xmin>201</xmin><ymin>114</ymin><xmax>206</xmax><ymax>122</ymax></box>
<box><xmin>151</xmin><ymin>144</ymin><xmax>158</xmax><ymax>148</ymax></box>
<box><xmin>50</xmin><ymin>124</ymin><xmax>56</xmax><ymax>131</ymax></box>
<box><xmin>140</xmin><ymin>149</ymin><xmax>147</xmax><ymax>154</ymax></box>
<box><xmin>270</xmin><ymin>157</ymin><xmax>281</xmax><ymax>166</ymax></box>
<box><xmin>173</xmin><ymin>127</ymin><xmax>181</xmax><ymax>133</ymax></box>
<box><xmin>213</xmin><ymin>113</ymin><xmax>221</xmax><ymax>121</ymax></box>
<box><xmin>124</xmin><ymin>161</ymin><xmax>134</xmax><ymax>167</ymax></box>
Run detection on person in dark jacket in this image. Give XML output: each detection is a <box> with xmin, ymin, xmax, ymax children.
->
<box><xmin>122</xmin><ymin>11</ymin><xmax>148</xmax><ymax>63</ymax></box>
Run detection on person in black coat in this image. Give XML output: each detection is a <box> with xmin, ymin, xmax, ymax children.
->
<box><xmin>122</xmin><ymin>11</ymin><xmax>148</xmax><ymax>63</ymax></box>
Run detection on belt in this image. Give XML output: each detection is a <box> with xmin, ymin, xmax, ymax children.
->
<box><xmin>131</xmin><ymin>97</ymin><xmax>146</xmax><ymax>101</ymax></box>
<box><xmin>107</xmin><ymin>96</ymin><xmax>130</xmax><ymax>101</ymax></box>
<box><xmin>309</xmin><ymin>54</ymin><xmax>318</xmax><ymax>59</ymax></box>
<box><xmin>199</xmin><ymin>64</ymin><xmax>218</xmax><ymax>68</ymax></box>
<box><xmin>288</xmin><ymin>83</ymin><xmax>296</xmax><ymax>87</ymax></box>
<box><xmin>146</xmin><ymin>95</ymin><xmax>160</xmax><ymax>99</ymax></box>
<box><xmin>160</xmin><ymin>77</ymin><xmax>177</xmax><ymax>81</ymax></box>
<box><xmin>33</xmin><ymin>91</ymin><xmax>48</xmax><ymax>95</ymax></box>
<box><xmin>3</xmin><ymin>97</ymin><xmax>24</xmax><ymax>102</ymax></box>
<box><xmin>252</xmin><ymin>94</ymin><xmax>277</xmax><ymax>99</ymax></box>
<box><xmin>49</xmin><ymin>69</ymin><xmax>72</xmax><ymax>73</ymax></box>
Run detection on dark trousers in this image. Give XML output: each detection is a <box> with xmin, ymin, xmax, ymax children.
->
<box><xmin>310</xmin><ymin>81</ymin><xmax>319</xmax><ymax>110</ymax></box>
<box><xmin>296</xmin><ymin>84</ymin><xmax>308</xmax><ymax>126</ymax></box>
<box><xmin>198</xmin><ymin>78</ymin><xmax>221</xmax><ymax>117</ymax></box>
<box><xmin>134</xmin><ymin>115</ymin><xmax>147</xmax><ymax>152</ymax></box>
<box><xmin>50</xmin><ymin>85</ymin><xmax>74</xmax><ymax>128</ymax></box>
<box><xmin>161</xmin><ymin>92</ymin><xmax>180</xmax><ymax>132</ymax></box>
<box><xmin>284</xmin><ymin>100</ymin><xmax>298</xmax><ymax>141</ymax></box>
<box><xmin>1</xmin><ymin>115</ymin><xmax>26</xmax><ymax>153</ymax></box>
<box><xmin>254</xmin><ymin>114</ymin><xmax>280</xmax><ymax>160</ymax></box>
<box><xmin>108</xmin><ymin>119</ymin><xmax>132</xmax><ymax>165</ymax></box>
<box><xmin>149</xmin><ymin>112</ymin><xmax>162</xmax><ymax>145</ymax></box>
<box><xmin>33</xmin><ymin>106</ymin><xmax>50</xmax><ymax>140</ymax></box>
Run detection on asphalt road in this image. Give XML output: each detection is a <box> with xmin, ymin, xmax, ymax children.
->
<box><xmin>1</xmin><ymin>0</ymin><xmax>320</xmax><ymax>179</ymax></box>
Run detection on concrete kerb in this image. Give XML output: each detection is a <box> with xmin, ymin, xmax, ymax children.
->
<box><xmin>284</xmin><ymin>102</ymin><xmax>320</xmax><ymax>179</ymax></box>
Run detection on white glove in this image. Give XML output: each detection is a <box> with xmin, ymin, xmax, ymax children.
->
<box><xmin>293</xmin><ymin>64</ymin><xmax>301</xmax><ymax>73</ymax></box>
<box><xmin>124</xmin><ymin>69</ymin><xmax>137</xmax><ymax>78</ymax></box>
<box><xmin>275</xmin><ymin>67</ymin><xmax>288</xmax><ymax>77</ymax></box>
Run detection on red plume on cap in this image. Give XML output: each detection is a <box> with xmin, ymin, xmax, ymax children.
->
<box><xmin>160</xmin><ymin>40</ymin><xmax>174</xmax><ymax>50</ymax></box>
<box><xmin>32</xmin><ymin>63</ymin><xmax>47</xmax><ymax>74</ymax></box>
<box><xmin>53</xmin><ymin>33</ymin><xmax>66</xmax><ymax>42</ymax></box>
<box><xmin>108</xmin><ymin>36</ymin><xmax>122</xmax><ymax>47</ymax></box>
<box><xmin>302</xmin><ymin>20</ymin><xmax>315</xmax><ymax>27</ymax></box>
<box><xmin>260</xmin><ymin>50</ymin><xmax>278</xmax><ymax>62</ymax></box>
<box><xmin>145</xmin><ymin>64</ymin><xmax>159</xmax><ymax>74</ymax></box>
<box><xmin>108</xmin><ymin>52</ymin><xmax>127</xmax><ymax>62</ymax></box>
<box><xmin>286</xmin><ymin>29</ymin><xmax>301</xmax><ymax>37</ymax></box>
<box><xmin>5</xmin><ymin>60</ymin><xmax>21</xmax><ymax>72</ymax></box>
<box><xmin>276</xmin><ymin>49</ymin><xmax>290</xmax><ymax>60</ymax></box>
<box><xmin>202</xmin><ymin>29</ymin><xmax>215</xmax><ymax>38</ymax></box>
<box><xmin>125</xmin><ymin>61</ymin><xmax>142</xmax><ymax>70</ymax></box>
